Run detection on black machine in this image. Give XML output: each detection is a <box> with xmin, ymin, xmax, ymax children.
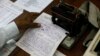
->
<box><xmin>51</xmin><ymin>0</ymin><xmax>87</xmax><ymax>37</ymax></box>
<box><xmin>51</xmin><ymin>0</ymin><xmax>89</xmax><ymax>49</ymax></box>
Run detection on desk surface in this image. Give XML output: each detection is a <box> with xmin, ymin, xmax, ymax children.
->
<box><xmin>9</xmin><ymin>0</ymin><xmax>100</xmax><ymax>56</ymax></box>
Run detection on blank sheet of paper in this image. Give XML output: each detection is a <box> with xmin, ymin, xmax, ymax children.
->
<box><xmin>16</xmin><ymin>13</ymin><xmax>67</xmax><ymax>56</ymax></box>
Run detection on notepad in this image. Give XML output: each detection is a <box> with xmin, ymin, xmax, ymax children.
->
<box><xmin>16</xmin><ymin>12</ymin><xmax>67</xmax><ymax>56</ymax></box>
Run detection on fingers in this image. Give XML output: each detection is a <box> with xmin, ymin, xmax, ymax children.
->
<box><xmin>28</xmin><ymin>14</ymin><xmax>39</xmax><ymax>23</ymax></box>
<box><xmin>29</xmin><ymin>23</ymin><xmax>41</xmax><ymax>28</ymax></box>
<box><xmin>19</xmin><ymin>23</ymin><xmax>41</xmax><ymax>29</ymax></box>
<box><xmin>14</xmin><ymin>10</ymin><xmax>40</xmax><ymax>33</ymax></box>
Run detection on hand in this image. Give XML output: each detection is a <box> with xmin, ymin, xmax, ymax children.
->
<box><xmin>14</xmin><ymin>11</ymin><xmax>40</xmax><ymax>32</ymax></box>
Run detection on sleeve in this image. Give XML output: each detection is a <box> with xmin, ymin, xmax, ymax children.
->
<box><xmin>0</xmin><ymin>21</ymin><xmax>19</xmax><ymax>48</ymax></box>
<box><xmin>3</xmin><ymin>21</ymin><xmax>20</xmax><ymax>40</ymax></box>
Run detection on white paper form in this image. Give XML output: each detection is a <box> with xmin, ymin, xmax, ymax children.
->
<box><xmin>16</xmin><ymin>13</ymin><xmax>67</xmax><ymax>56</ymax></box>
<box><xmin>0</xmin><ymin>0</ymin><xmax>23</xmax><ymax>27</ymax></box>
<box><xmin>14</xmin><ymin>0</ymin><xmax>53</xmax><ymax>13</ymax></box>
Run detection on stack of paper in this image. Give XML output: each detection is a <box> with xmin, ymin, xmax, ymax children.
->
<box><xmin>13</xmin><ymin>0</ymin><xmax>53</xmax><ymax>13</ymax></box>
<box><xmin>0</xmin><ymin>0</ymin><xmax>23</xmax><ymax>27</ymax></box>
<box><xmin>16</xmin><ymin>13</ymin><xmax>67</xmax><ymax>56</ymax></box>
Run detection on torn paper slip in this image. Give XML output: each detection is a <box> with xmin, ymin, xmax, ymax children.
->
<box><xmin>14</xmin><ymin>0</ymin><xmax>53</xmax><ymax>13</ymax></box>
<box><xmin>16</xmin><ymin>12</ymin><xmax>66</xmax><ymax>56</ymax></box>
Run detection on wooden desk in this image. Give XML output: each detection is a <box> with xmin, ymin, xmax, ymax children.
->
<box><xmin>9</xmin><ymin>0</ymin><xmax>100</xmax><ymax>56</ymax></box>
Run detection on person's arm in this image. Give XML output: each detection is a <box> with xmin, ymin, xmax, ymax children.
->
<box><xmin>14</xmin><ymin>19</ymin><xmax>40</xmax><ymax>33</ymax></box>
<box><xmin>0</xmin><ymin>11</ymin><xmax>40</xmax><ymax>48</ymax></box>
<box><xmin>14</xmin><ymin>11</ymin><xmax>40</xmax><ymax>33</ymax></box>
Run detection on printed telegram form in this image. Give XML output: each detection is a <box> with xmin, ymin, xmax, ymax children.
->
<box><xmin>16</xmin><ymin>13</ymin><xmax>67</xmax><ymax>56</ymax></box>
<box><xmin>14</xmin><ymin>0</ymin><xmax>53</xmax><ymax>13</ymax></box>
<box><xmin>0</xmin><ymin>0</ymin><xmax>23</xmax><ymax>27</ymax></box>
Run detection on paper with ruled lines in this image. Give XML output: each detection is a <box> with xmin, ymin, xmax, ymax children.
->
<box><xmin>0</xmin><ymin>0</ymin><xmax>23</xmax><ymax>27</ymax></box>
<box><xmin>14</xmin><ymin>0</ymin><xmax>53</xmax><ymax>13</ymax></box>
<box><xmin>16</xmin><ymin>12</ymin><xmax>67</xmax><ymax>56</ymax></box>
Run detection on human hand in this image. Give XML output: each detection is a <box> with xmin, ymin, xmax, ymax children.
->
<box><xmin>14</xmin><ymin>11</ymin><xmax>40</xmax><ymax>32</ymax></box>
